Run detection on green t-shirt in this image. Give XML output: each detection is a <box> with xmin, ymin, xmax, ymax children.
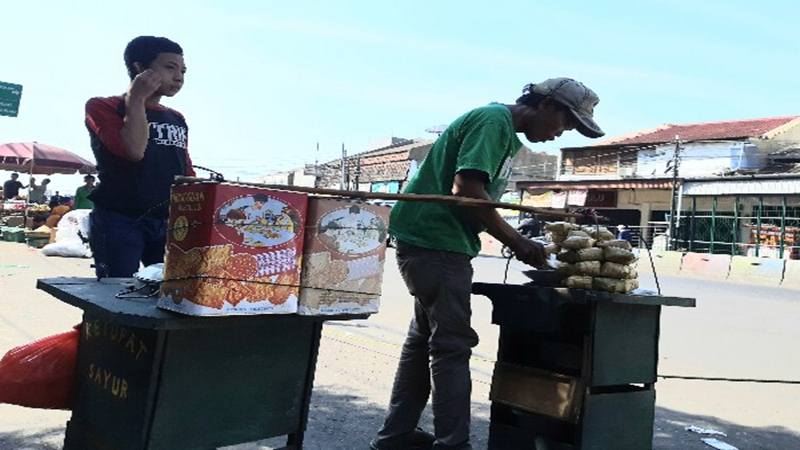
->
<box><xmin>389</xmin><ymin>104</ymin><xmax>523</xmax><ymax>257</ymax></box>
<box><xmin>74</xmin><ymin>185</ymin><xmax>94</xmax><ymax>209</ymax></box>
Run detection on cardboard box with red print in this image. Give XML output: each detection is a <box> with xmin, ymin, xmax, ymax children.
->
<box><xmin>298</xmin><ymin>197</ymin><xmax>390</xmax><ymax>316</ymax></box>
<box><xmin>159</xmin><ymin>181</ymin><xmax>307</xmax><ymax>316</ymax></box>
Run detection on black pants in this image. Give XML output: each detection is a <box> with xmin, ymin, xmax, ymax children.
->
<box><xmin>89</xmin><ymin>207</ymin><xmax>167</xmax><ymax>278</ymax></box>
<box><xmin>374</xmin><ymin>242</ymin><xmax>478</xmax><ymax>449</ymax></box>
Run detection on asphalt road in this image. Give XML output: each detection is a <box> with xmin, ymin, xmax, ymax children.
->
<box><xmin>312</xmin><ymin>250</ymin><xmax>800</xmax><ymax>450</ymax></box>
<box><xmin>1</xmin><ymin>242</ymin><xmax>798</xmax><ymax>449</ymax></box>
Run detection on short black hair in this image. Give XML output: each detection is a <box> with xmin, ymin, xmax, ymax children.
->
<box><xmin>11</xmin><ymin>172</ymin><xmax>18</xmax><ymax>178</ymax></box>
<box><xmin>516</xmin><ymin>91</ymin><xmax>549</xmax><ymax>108</ymax></box>
<box><xmin>124</xmin><ymin>36</ymin><xmax>183</xmax><ymax>80</ymax></box>
<box><xmin>517</xmin><ymin>85</ymin><xmax>577</xmax><ymax>126</ymax></box>
<box><xmin>253</xmin><ymin>194</ymin><xmax>270</xmax><ymax>203</ymax></box>
<box><xmin>84</xmin><ymin>175</ymin><xmax>95</xmax><ymax>181</ymax></box>
<box><xmin>517</xmin><ymin>83</ymin><xmax>575</xmax><ymax>111</ymax></box>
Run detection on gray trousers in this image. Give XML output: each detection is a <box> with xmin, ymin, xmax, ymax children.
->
<box><xmin>374</xmin><ymin>242</ymin><xmax>479</xmax><ymax>449</ymax></box>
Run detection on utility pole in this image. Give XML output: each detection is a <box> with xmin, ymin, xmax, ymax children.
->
<box><xmin>340</xmin><ymin>143</ymin><xmax>347</xmax><ymax>190</ymax></box>
<box><xmin>314</xmin><ymin>142</ymin><xmax>320</xmax><ymax>188</ymax></box>
<box><xmin>315</xmin><ymin>142</ymin><xmax>319</xmax><ymax>172</ymax></box>
<box><xmin>667</xmin><ymin>135</ymin><xmax>683</xmax><ymax>250</ymax></box>
<box><xmin>354</xmin><ymin>158</ymin><xmax>362</xmax><ymax>191</ymax></box>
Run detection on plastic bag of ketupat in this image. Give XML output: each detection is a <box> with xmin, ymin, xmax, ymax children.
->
<box><xmin>603</xmin><ymin>246</ymin><xmax>637</xmax><ymax>264</ymax></box>
<box><xmin>545</xmin><ymin>222</ymin><xmax>578</xmax><ymax>244</ymax></box>
<box><xmin>593</xmin><ymin>277</ymin><xmax>639</xmax><ymax>294</ymax></box>
<box><xmin>565</xmin><ymin>275</ymin><xmax>593</xmax><ymax>289</ymax></box>
<box><xmin>600</xmin><ymin>261</ymin><xmax>637</xmax><ymax>279</ymax></box>
<box><xmin>597</xmin><ymin>239</ymin><xmax>632</xmax><ymax>250</ymax></box>
<box><xmin>546</xmin><ymin>221</ymin><xmax>639</xmax><ymax>294</ymax></box>
<box><xmin>557</xmin><ymin>247</ymin><xmax>603</xmax><ymax>263</ymax></box>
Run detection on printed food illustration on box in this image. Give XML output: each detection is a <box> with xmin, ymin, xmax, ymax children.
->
<box><xmin>316</xmin><ymin>205</ymin><xmax>387</xmax><ymax>255</ymax></box>
<box><xmin>161</xmin><ymin>244</ymin><xmax>300</xmax><ymax>310</ymax></box>
<box><xmin>216</xmin><ymin>194</ymin><xmax>301</xmax><ymax>248</ymax></box>
<box><xmin>159</xmin><ymin>183</ymin><xmax>307</xmax><ymax>316</ymax></box>
<box><xmin>299</xmin><ymin>200</ymin><xmax>390</xmax><ymax>315</ymax></box>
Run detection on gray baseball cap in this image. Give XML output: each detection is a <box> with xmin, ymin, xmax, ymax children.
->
<box><xmin>527</xmin><ymin>78</ymin><xmax>604</xmax><ymax>138</ymax></box>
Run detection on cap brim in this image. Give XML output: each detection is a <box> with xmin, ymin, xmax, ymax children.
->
<box><xmin>569</xmin><ymin>108</ymin><xmax>604</xmax><ymax>138</ymax></box>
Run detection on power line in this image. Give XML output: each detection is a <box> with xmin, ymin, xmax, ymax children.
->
<box><xmin>323</xmin><ymin>333</ymin><xmax>800</xmax><ymax>387</ymax></box>
<box><xmin>659</xmin><ymin>374</ymin><xmax>800</xmax><ymax>385</ymax></box>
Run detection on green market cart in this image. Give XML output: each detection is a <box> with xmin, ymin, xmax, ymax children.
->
<box><xmin>473</xmin><ymin>282</ymin><xmax>695</xmax><ymax>450</ymax></box>
<box><xmin>38</xmin><ymin>277</ymin><xmax>366</xmax><ymax>450</ymax></box>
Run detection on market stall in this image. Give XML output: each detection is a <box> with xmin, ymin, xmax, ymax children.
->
<box><xmin>1</xmin><ymin>141</ymin><xmax>95</xmax><ymax>247</ymax></box>
<box><xmin>1</xmin><ymin>199</ymin><xmax>27</xmax><ymax>231</ymax></box>
<box><xmin>32</xmin><ymin>179</ymin><xmax>398</xmax><ymax>450</ymax></box>
<box><xmin>26</xmin><ymin>178</ymin><xmax>665</xmax><ymax>450</ymax></box>
<box><xmin>464</xmin><ymin>221</ymin><xmax>696</xmax><ymax>449</ymax></box>
<box><xmin>474</xmin><ymin>282</ymin><xmax>695</xmax><ymax>450</ymax></box>
<box><xmin>38</xmin><ymin>277</ymin><xmax>364</xmax><ymax>450</ymax></box>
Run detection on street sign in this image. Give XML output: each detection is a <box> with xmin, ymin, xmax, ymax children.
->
<box><xmin>0</xmin><ymin>81</ymin><xmax>23</xmax><ymax>117</ymax></box>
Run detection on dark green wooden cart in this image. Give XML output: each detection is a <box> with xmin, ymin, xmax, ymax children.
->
<box><xmin>472</xmin><ymin>282</ymin><xmax>695</xmax><ymax>450</ymax></box>
<box><xmin>37</xmin><ymin>277</ymin><xmax>366</xmax><ymax>450</ymax></box>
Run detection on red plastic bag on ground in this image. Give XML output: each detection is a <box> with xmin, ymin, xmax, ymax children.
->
<box><xmin>0</xmin><ymin>328</ymin><xmax>79</xmax><ymax>409</ymax></box>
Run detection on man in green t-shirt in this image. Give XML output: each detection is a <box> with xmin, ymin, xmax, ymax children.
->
<box><xmin>371</xmin><ymin>78</ymin><xmax>604</xmax><ymax>450</ymax></box>
<box><xmin>74</xmin><ymin>175</ymin><xmax>96</xmax><ymax>209</ymax></box>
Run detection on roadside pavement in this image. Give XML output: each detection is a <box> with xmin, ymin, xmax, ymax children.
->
<box><xmin>1</xmin><ymin>241</ymin><xmax>798</xmax><ymax>449</ymax></box>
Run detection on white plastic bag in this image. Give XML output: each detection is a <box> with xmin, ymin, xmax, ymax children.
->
<box><xmin>41</xmin><ymin>241</ymin><xmax>92</xmax><ymax>258</ymax></box>
<box><xmin>41</xmin><ymin>210</ymin><xmax>92</xmax><ymax>258</ymax></box>
<box><xmin>53</xmin><ymin>210</ymin><xmax>91</xmax><ymax>243</ymax></box>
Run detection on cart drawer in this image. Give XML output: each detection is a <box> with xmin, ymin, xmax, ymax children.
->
<box><xmin>490</xmin><ymin>362</ymin><xmax>583</xmax><ymax>423</ymax></box>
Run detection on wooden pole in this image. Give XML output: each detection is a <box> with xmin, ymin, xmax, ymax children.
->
<box><xmin>24</xmin><ymin>156</ymin><xmax>35</xmax><ymax>229</ymax></box>
<box><xmin>174</xmin><ymin>176</ymin><xmax>585</xmax><ymax>219</ymax></box>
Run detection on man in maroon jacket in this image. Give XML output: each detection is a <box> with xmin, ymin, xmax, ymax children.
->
<box><xmin>85</xmin><ymin>36</ymin><xmax>195</xmax><ymax>278</ymax></box>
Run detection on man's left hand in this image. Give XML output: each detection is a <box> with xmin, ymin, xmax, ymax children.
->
<box><xmin>512</xmin><ymin>238</ymin><xmax>548</xmax><ymax>268</ymax></box>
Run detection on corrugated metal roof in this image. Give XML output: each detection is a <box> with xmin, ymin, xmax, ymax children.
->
<box><xmin>518</xmin><ymin>178</ymin><xmax>674</xmax><ymax>191</ymax></box>
<box><xmin>682</xmin><ymin>178</ymin><xmax>800</xmax><ymax>196</ymax></box>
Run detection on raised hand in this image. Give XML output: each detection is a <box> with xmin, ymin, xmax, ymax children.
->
<box><xmin>128</xmin><ymin>69</ymin><xmax>162</xmax><ymax>101</ymax></box>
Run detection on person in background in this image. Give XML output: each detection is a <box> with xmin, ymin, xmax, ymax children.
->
<box><xmin>49</xmin><ymin>192</ymin><xmax>62</xmax><ymax>209</ymax></box>
<box><xmin>516</xmin><ymin>212</ymin><xmax>542</xmax><ymax>239</ymax></box>
<box><xmin>85</xmin><ymin>36</ymin><xmax>194</xmax><ymax>278</ymax></box>
<box><xmin>28</xmin><ymin>178</ymin><xmax>50</xmax><ymax>204</ymax></box>
<box><xmin>617</xmin><ymin>224</ymin><xmax>633</xmax><ymax>242</ymax></box>
<box><xmin>3</xmin><ymin>173</ymin><xmax>27</xmax><ymax>200</ymax></box>
<box><xmin>74</xmin><ymin>175</ymin><xmax>96</xmax><ymax>209</ymax></box>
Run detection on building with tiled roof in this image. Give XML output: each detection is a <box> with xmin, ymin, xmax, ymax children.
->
<box><xmin>595</xmin><ymin>116</ymin><xmax>800</xmax><ymax>147</ymax></box>
<box><xmin>558</xmin><ymin>115</ymin><xmax>800</xmax><ymax>180</ymax></box>
<box><xmin>517</xmin><ymin>115</ymin><xmax>800</xmax><ymax>258</ymax></box>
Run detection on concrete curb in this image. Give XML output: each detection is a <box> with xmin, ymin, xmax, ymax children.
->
<box><xmin>638</xmin><ymin>250</ymin><xmax>683</xmax><ymax>276</ymax></box>
<box><xmin>680</xmin><ymin>253</ymin><xmax>731</xmax><ymax>280</ymax></box>
<box><xmin>782</xmin><ymin>260</ymin><xmax>800</xmax><ymax>289</ymax></box>
<box><xmin>728</xmin><ymin>256</ymin><xmax>785</xmax><ymax>287</ymax></box>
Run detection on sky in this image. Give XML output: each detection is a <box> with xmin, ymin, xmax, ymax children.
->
<box><xmin>2</xmin><ymin>0</ymin><xmax>800</xmax><ymax>194</ymax></box>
